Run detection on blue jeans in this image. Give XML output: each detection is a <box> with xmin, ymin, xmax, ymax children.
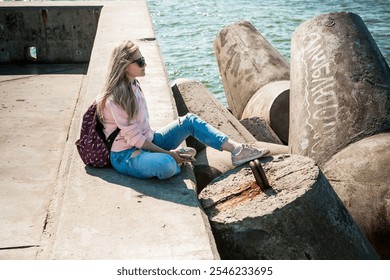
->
<box><xmin>110</xmin><ymin>113</ymin><xmax>228</xmax><ymax>179</ymax></box>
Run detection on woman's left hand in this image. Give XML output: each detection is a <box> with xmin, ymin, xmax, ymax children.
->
<box><xmin>169</xmin><ymin>150</ymin><xmax>192</xmax><ymax>164</ymax></box>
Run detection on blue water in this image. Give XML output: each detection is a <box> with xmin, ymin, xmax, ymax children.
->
<box><xmin>147</xmin><ymin>0</ymin><xmax>390</xmax><ymax>105</ymax></box>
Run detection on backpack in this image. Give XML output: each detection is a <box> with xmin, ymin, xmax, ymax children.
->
<box><xmin>75</xmin><ymin>102</ymin><xmax>120</xmax><ymax>167</ymax></box>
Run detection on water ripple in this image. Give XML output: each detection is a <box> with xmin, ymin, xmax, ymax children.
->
<box><xmin>148</xmin><ymin>0</ymin><xmax>389</xmax><ymax>104</ymax></box>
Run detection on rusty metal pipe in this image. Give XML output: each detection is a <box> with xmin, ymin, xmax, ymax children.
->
<box><xmin>254</xmin><ymin>159</ymin><xmax>270</xmax><ymax>189</ymax></box>
<box><xmin>249</xmin><ymin>160</ymin><xmax>271</xmax><ymax>191</ymax></box>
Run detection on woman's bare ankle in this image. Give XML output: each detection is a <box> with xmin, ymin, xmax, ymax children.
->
<box><xmin>222</xmin><ymin>139</ymin><xmax>241</xmax><ymax>153</ymax></box>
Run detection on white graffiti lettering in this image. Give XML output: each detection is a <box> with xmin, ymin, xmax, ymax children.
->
<box><xmin>302</xmin><ymin>33</ymin><xmax>339</xmax><ymax>155</ymax></box>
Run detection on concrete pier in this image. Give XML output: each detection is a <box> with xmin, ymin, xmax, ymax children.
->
<box><xmin>0</xmin><ymin>1</ymin><xmax>218</xmax><ymax>260</ymax></box>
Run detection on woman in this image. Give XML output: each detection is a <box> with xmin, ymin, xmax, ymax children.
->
<box><xmin>96</xmin><ymin>40</ymin><xmax>269</xmax><ymax>180</ymax></box>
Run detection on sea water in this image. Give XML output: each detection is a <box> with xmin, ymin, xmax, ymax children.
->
<box><xmin>148</xmin><ymin>0</ymin><xmax>390</xmax><ymax>105</ymax></box>
<box><xmin>5</xmin><ymin>0</ymin><xmax>389</xmax><ymax>105</ymax></box>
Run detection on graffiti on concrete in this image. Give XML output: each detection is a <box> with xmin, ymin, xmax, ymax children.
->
<box><xmin>302</xmin><ymin>33</ymin><xmax>339</xmax><ymax>155</ymax></box>
<box><xmin>27</xmin><ymin>25</ymin><xmax>71</xmax><ymax>41</ymax></box>
<box><xmin>4</xmin><ymin>12</ymin><xmax>72</xmax><ymax>41</ymax></box>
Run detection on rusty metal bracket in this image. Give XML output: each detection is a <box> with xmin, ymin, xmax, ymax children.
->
<box><xmin>249</xmin><ymin>159</ymin><xmax>270</xmax><ymax>191</ymax></box>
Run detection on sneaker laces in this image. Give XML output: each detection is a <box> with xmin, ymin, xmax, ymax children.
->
<box><xmin>242</xmin><ymin>143</ymin><xmax>257</xmax><ymax>150</ymax></box>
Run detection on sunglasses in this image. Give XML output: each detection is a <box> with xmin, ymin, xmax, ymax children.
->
<box><xmin>131</xmin><ymin>56</ymin><xmax>146</xmax><ymax>68</ymax></box>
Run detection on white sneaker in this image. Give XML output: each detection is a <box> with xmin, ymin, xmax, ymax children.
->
<box><xmin>231</xmin><ymin>144</ymin><xmax>269</xmax><ymax>166</ymax></box>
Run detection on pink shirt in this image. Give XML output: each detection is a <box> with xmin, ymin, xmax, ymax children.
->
<box><xmin>102</xmin><ymin>81</ymin><xmax>154</xmax><ymax>152</ymax></box>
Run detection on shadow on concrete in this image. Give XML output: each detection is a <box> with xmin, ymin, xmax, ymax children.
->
<box><xmin>0</xmin><ymin>63</ymin><xmax>88</xmax><ymax>75</ymax></box>
<box><xmin>85</xmin><ymin>166</ymin><xmax>200</xmax><ymax>208</ymax></box>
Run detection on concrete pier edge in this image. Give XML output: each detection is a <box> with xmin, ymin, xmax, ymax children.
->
<box><xmin>0</xmin><ymin>1</ymin><xmax>219</xmax><ymax>259</ymax></box>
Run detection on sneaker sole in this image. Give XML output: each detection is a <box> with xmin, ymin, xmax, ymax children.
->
<box><xmin>232</xmin><ymin>150</ymin><xmax>269</xmax><ymax>166</ymax></box>
<box><xmin>178</xmin><ymin>147</ymin><xmax>196</xmax><ymax>158</ymax></box>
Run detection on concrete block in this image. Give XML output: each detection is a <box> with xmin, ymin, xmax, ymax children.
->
<box><xmin>289</xmin><ymin>12</ymin><xmax>390</xmax><ymax>166</ymax></box>
<box><xmin>323</xmin><ymin>133</ymin><xmax>390</xmax><ymax>259</ymax></box>
<box><xmin>242</xmin><ymin>80</ymin><xmax>290</xmax><ymax>144</ymax></box>
<box><xmin>199</xmin><ymin>154</ymin><xmax>379</xmax><ymax>259</ymax></box>
<box><xmin>214</xmin><ymin>21</ymin><xmax>290</xmax><ymax>119</ymax></box>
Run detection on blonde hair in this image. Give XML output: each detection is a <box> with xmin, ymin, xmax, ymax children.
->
<box><xmin>96</xmin><ymin>40</ymin><xmax>139</xmax><ymax>122</ymax></box>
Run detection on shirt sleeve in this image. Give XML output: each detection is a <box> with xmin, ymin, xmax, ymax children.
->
<box><xmin>105</xmin><ymin>100</ymin><xmax>147</xmax><ymax>148</ymax></box>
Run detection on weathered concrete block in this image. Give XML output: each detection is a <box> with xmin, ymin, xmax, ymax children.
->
<box><xmin>199</xmin><ymin>154</ymin><xmax>378</xmax><ymax>259</ymax></box>
<box><xmin>239</xmin><ymin>116</ymin><xmax>283</xmax><ymax>145</ymax></box>
<box><xmin>323</xmin><ymin>133</ymin><xmax>390</xmax><ymax>259</ymax></box>
<box><xmin>241</xmin><ymin>80</ymin><xmax>290</xmax><ymax>144</ymax></box>
<box><xmin>289</xmin><ymin>12</ymin><xmax>390</xmax><ymax>166</ymax></box>
<box><xmin>214</xmin><ymin>21</ymin><xmax>290</xmax><ymax>119</ymax></box>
